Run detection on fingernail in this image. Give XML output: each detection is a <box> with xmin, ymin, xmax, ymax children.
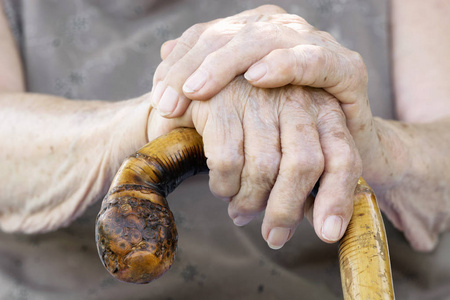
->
<box><xmin>151</xmin><ymin>81</ymin><xmax>165</xmax><ymax>107</ymax></box>
<box><xmin>244</xmin><ymin>63</ymin><xmax>267</xmax><ymax>81</ymax></box>
<box><xmin>267</xmin><ymin>227</ymin><xmax>290</xmax><ymax>250</ymax></box>
<box><xmin>233</xmin><ymin>215</ymin><xmax>254</xmax><ymax>227</ymax></box>
<box><xmin>158</xmin><ymin>86</ymin><xmax>179</xmax><ymax>115</ymax></box>
<box><xmin>183</xmin><ymin>69</ymin><xmax>208</xmax><ymax>93</ymax></box>
<box><xmin>322</xmin><ymin>215</ymin><xmax>343</xmax><ymax>242</ymax></box>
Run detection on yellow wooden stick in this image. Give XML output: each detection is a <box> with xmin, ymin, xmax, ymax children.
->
<box><xmin>339</xmin><ymin>178</ymin><xmax>394</xmax><ymax>299</ymax></box>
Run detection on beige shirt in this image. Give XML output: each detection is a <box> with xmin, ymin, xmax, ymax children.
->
<box><xmin>1</xmin><ymin>1</ymin><xmax>449</xmax><ymax>299</ymax></box>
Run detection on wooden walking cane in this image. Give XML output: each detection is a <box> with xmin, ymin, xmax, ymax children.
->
<box><xmin>95</xmin><ymin>128</ymin><xmax>395</xmax><ymax>299</ymax></box>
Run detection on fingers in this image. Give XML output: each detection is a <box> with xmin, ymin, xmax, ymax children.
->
<box><xmin>259</xmin><ymin>89</ymin><xmax>361</xmax><ymax>249</ymax></box>
<box><xmin>151</xmin><ymin>16</ymin><xmax>313</xmax><ymax>118</ymax></box>
<box><xmin>151</xmin><ymin>81</ymin><xmax>193</xmax><ymax>117</ymax></box>
<box><xmin>244</xmin><ymin>45</ymin><xmax>368</xmax><ymax>106</ymax></box>
<box><xmin>158</xmin><ymin>4</ymin><xmax>285</xmax><ymax>64</ymax></box>
<box><xmin>152</xmin><ymin>8</ymin><xmax>369</xmax><ymax>132</ymax></box>
<box><xmin>150</xmin><ymin>22</ymin><xmax>211</xmax><ymax>117</ymax></box>
<box><xmin>180</xmin><ymin>23</ymin><xmax>299</xmax><ymax>101</ymax></box>
<box><xmin>152</xmin><ymin>22</ymin><xmax>249</xmax><ymax>117</ymax></box>
<box><xmin>200</xmin><ymin>102</ymin><xmax>245</xmax><ymax>200</ymax></box>
<box><xmin>151</xmin><ymin>5</ymin><xmax>289</xmax><ymax>118</ymax></box>
<box><xmin>153</xmin><ymin>22</ymin><xmax>208</xmax><ymax>85</ymax></box>
<box><xmin>146</xmin><ymin>101</ymin><xmax>195</xmax><ymax>142</ymax></box>
<box><xmin>312</xmin><ymin>91</ymin><xmax>362</xmax><ymax>243</ymax></box>
<box><xmin>261</xmin><ymin>91</ymin><xmax>324</xmax><ymax>249</ymax></box>
<box><xmin>227</xmin><ymin>90</ymin><xmax>281</xmax><ymax>226</ymax></box>
<box><xmin>155</xmin><ymin>22</ymin><xmax>246</xmax><ymax>115</ymax></box>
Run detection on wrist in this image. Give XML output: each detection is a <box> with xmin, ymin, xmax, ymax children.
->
<box><xmin>359</xmin><ymin>117</ymin><xmax>411</xmax><ymax>192</ymax></box>
<box><xmin>106</xmin><ymin>95</ymin><xmax>153</xmax><ymax>172</ymax></box>
<box><xmin>361</xmin><ymin>117</ymin><xmax>450</xmax><ymax>251</ymax></box>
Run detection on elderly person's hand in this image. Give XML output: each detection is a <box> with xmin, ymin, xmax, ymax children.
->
<box><xmin>151</xmin><ymin>5</ymin><xmax>368</xmax><ymax>133</ymax></box>
<box><xmin>148</xmin><ymin>77</ymin><xmax>362</xmax><ymax>249</ymax></box>
<box><xmin>148</xmin><ymin>5</ymin><xmax>371</xmax><ymax>248</ymax></box>
<box><xmin>149</xmin><ymin>5</ymin><xmax>450</xmax><ymax>253</ymax></box>
<box><xmin>150</xmin><ymin>4</ymin><xmax>372</xmax><ymax>182</ymax></box>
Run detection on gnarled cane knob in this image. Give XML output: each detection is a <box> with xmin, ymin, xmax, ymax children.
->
<box><xmin>95</xmin><ymin>128</ymin><xmax>207</xmax><ymax>283</ymax></box>
<box><xmin>95</xmin><ymin>128</ymin><xmax>394</xmax><ymax>299</ymax></box>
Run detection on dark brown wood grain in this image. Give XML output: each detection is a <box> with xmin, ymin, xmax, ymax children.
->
<box><xmin>95</xmin><ymin>128</ymin><xmax>394</xmax><ymax>299</ymax></box>
<box><xmin>95</xmin><ymin>128</ymin><xmax>207</xmax><ymax>283</ymax></box>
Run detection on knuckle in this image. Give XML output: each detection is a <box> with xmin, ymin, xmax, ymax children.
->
<box><xmin>349</xmin><ymin>50</ymin><xmax>368</xmax><ymax>85</ymax></box>
<box><xmin>327</xmin><ymin>143</ymin><xmax>360</xmax><ymax>173</ymax></box>
<box><xmin>294</xmin><ymin>45</ymin><xmax>325</xmax><ymax>84</ymax></box>
<box><xmin>211</xmin><ymin>184</ymin><xmax>239</xmax><ymax>200</ymax></box>
<box><xmin>243</xmin><ymin>22</ymin><xmax>280</xmax><ymax>44</ymax></box>
<box><xmin>268</xmin><ymin>49</ymin><xmax>296</xmax><ymax>80</ymax></box>
<box><xmin>257</xmin><ymin>4</ymin><xmax>287</xmax><ymax>14</ymax></box>
<box><xmin>232</xmin><ymin>197</ymin><xmax>265</xmax><ymax>216</ymax></box>
<box><xmin>269</xmin><ymin>13</ymin><xmax>311</xmax><ymax>31</ymax></box>
<box><xmin>202</xmin><ymin>23</ymin><xmax>239</xmax><ymax>45</ymax></box>
<box><xmin>319</xmin><ymin>105</ymin><xmax>346</xmax><ymax>123</ymax></box>
<box><xmin>290</xmin><ymin>14</ymin><xmax>308</xmax><ymax>25</ymax></box>
<box><xmin>186</xmin><ymin>22</ymin><xmax>207</xmax><ymax>36</ymax></box>
<box><xmin>284</xmin><ymin>151</ymin><xmax>324</xmax><ymax>177</ymax></box>
<box><xmin>349</xmin><ymin>50</ymin><xmax>364</xmax><ymax>67</ymax></box>
<box><xmin>317</xmin><ymin>30</ymin><xmax>337</xmax><ymax>43</ymax></box>
<box><xmin>206</xmin><ymin>152</ymin><xmax>242</xmax><ymax>175</ymax></box>
<box><xmin>269</xmin><ymin>206</ymin><xmax>302</xmax><ymax>226</ymax></box>
<box><xmin>306</xmin><ymin>45</ymin><xmax>327</xmax><ymax>67</ymax></box>
<box><xmin>304</xmin><ymin>151</ymin><xmax>325</xmax><ymax>174</ymax></box>
<box><xmin>210</xmin><ymin>181</ymin><xmax>234</xmax><ymax>198</ymax></box>
<box><xmin>153</xmin><ymin>62</ymin><xmax>170</xmax><ymax>82</ymax></box>
<box><xmin>245</xmin><ymin>153</ymin><xmax>280</xmax><ymax>184</ymax></box>
<box><xmin>179</xmin><ymin>23</ymin><xmax>207</xmax><ymax>48</ymax></box>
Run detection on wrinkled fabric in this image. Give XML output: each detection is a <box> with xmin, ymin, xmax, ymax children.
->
<box><xmin>1</xmin><ymin>0</ymin><xmax>450</xmax><ymax>299</ymax></box>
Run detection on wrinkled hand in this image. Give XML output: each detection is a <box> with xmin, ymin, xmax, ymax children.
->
<box><xmin>150</xmin><ymin>5</ymin><xmax>381</xmax><ymax>231</ymax></box>
<box><xmin>150</xmin><ymin>5</ymin><xmax>370</xmax><ymax>139</ymax></box>
<box><xmin>147</xmin><ymin>5</ymin><xmax>447</xmax><ymax>253</ymax></box>
<box><xmin>148</xmin><ymin>77</ymin><xmax>362</xmax><ymax>249</ymax></box>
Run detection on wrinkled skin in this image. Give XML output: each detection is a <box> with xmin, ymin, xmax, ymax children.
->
<box><xmin>148</xmin><ymin>4</ymin><xmax>450</xmax><ymax>252</ymax></box>
<box><xmin>148</xmin><ymin>77</ymin><xmax>362</xmax><ymax>249</ymax></box>
<box><xmin>1</xmin><ymin>3</ymin><xmax>449</xmax><ymax>254</ymax></box>
<box><xmin>148</xmin><ymin>5</ymin><xmax>372</xmax><ymax>248</ymax></box>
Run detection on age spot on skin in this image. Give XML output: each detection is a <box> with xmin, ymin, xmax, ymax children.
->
<box><xmin>296</xmin><ymin>123</ymin><xmax>315</xmax><ymax>133</ymax></box>
<box><xmin>333</xmin><ymin>131</ymin><xmax>346</xmax><ymax>140</ymax></box>
<box><xmin>238</xmin><ymin>140</ymin><xmax>244</xmax><ymax>156</ymax></box>
<box><xmin>296</xmin><ymin>124</ymin><xmax>305</xmax><ymax>133</ymax></box>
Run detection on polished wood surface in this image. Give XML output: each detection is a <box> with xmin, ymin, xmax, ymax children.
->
<box><xmin>95</xmin><ymin>128</ymin><xmax>394</xmax><ymax>298</ymax></box>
